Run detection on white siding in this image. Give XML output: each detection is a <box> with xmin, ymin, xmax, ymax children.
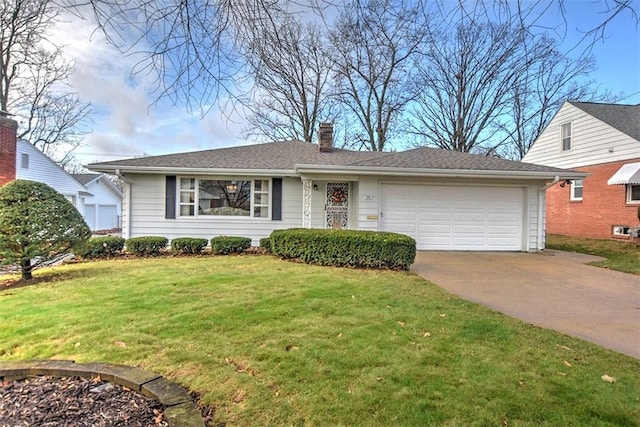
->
<box><xmin>523</xmin><ymin>102</ymin><xmax>640</xmax><ymax>168</ymax></box>
<box><xmin>15</xmin><ymin>141</ymin><xmax>87</xmax><ymax>200</ymax></box>
<box><xmin>125</xmin><ymin>174</ymin><xmax>302</xmax><ymax>245</ymax></box>
<box><xmin>82</xmin><ymin>176</ymin><xmax>122</xmax><ymax>230</ymax></box>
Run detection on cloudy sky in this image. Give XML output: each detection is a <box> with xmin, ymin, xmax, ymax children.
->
<box><xmin>52</xmin><ymin>1</ymin><xmax>640</xmax><ymax>167</ymax></box>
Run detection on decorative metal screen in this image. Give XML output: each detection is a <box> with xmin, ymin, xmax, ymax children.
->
<box><xmin>326</xmin><ymin>182</ymin><xmax>349</xmax><ymax>229</ymax></box>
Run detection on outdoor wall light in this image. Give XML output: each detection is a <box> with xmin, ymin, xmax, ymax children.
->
<box><xmin>313</xmin><ymin>184</ymin><xmax>318</xmax><ymax>191</ymax></box>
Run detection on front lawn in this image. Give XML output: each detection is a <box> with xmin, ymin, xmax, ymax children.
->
<box><xmin>546</xmin><ymin>234</ymin><xmax>640</xmax><ymax>274</ymax></box>
<box><xmin>1</xmin><ymin>257</ymin><xmax>638</xmax><ymax>426</ymax></box>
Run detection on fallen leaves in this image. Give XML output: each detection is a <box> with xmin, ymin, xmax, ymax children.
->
<box><xmin>601</xmin><ymin>374</ymin><xmax>616</xmax><ymax>383</ymax></box>
<box><xmin>233</xmin><ymin>389</ymin><xmax>246</xmax><ymax>403</ymax></box>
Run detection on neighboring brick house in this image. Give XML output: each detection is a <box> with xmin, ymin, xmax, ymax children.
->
<box><xmin>523</xmin><ymin>101</ymin><xmax>640</xmax><ymax>239</ymax></box>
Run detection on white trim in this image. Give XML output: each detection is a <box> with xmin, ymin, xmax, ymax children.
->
<box><xmin>570</xmin><ymin>179</ymin><xmax>584</xmax><ymax>201</ymax></box>
<box><xmin>177</xmin><ymin>176</ymin><xmax>273</xmax><ymax>219</ymax></box>
<box><xmin>90</xmin><ymin>163</ymin><xmax>587</xmax><ymax>182</ymax></box>
<box><xmin>627</xmin><ymin>183</ymin><xmax>640</xmax><ymax>204</ymax></box>
<box><xmin>294</xmin><ymin>164</ymin><xmax>587</xmax><ymax>180</ymax></box>
<box><xmin>560</xmin><ymin>122</ymin><xmax>572</xmax><ymax>152</ymax></box>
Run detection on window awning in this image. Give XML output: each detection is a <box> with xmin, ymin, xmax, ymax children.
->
<box><xmin>607</xmin><ymin>162</ymin><xmax>640</xmax><ymax>185</ymax></box>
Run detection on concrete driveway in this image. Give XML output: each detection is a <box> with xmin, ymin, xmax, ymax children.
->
<box><xmin>411</xmin><ymin>250</ymin><xmax>640</xmax><ymax>359</ymax></box>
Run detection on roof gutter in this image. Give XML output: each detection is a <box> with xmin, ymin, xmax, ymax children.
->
<box><xmin>88</xmin><ymin>165</ymin><xmax>300</xmax><ymax>177</ymax></box>
<box><xmin>294</xmin><ymin>164</ymin><xmax>588</xmax><ymax>180</ymax></box>
<box><xmin>537</xmin><ymin>176</ymin><xmax>560</xmax><ymax>251</ymax></box>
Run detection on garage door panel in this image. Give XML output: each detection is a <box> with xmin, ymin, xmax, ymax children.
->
<box><xmin>381</xmin><ymin>184</ymin><xmax>523</xmax><ymax>251</ymax></box>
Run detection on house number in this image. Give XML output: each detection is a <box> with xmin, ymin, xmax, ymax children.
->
<box><xmin>364</xmin><ymin>194</ymin><xmax>376</xmax><ymax>201</ymax></box>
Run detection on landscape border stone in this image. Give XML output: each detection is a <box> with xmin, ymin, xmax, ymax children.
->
<box><xmin>0</xmin><ymin>359</ymin><xmax>205</xmax><ymax>427</ymax></box>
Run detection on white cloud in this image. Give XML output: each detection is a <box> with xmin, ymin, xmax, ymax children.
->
<box><xmin>51</xmin><ymin>11</ymin><xmax>246</xmax><ymax>167</ymax></box>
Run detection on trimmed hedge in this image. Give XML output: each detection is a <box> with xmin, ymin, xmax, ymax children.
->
<box><xmin>270</xmin><ymin>229</ymin><xmax>416</xmax><ymax>270</ymax></box>
<box><xmin>171</xmin><ymin>237</ymin><xmax>208</xmax><ymax>254</ymax></box>
<box><xmin>259</xmin><ymin>237</ymin><xmax>272</xmax><ymax>253</ymax></box>
<box><xmin>78</xmin><ymin>236</ymin><xmax>125</xmax><ymax>258</ymax></box>
<box><xmin>210</xmin><ymin>236</ymin><xmax>251</xmax><ymax>255</ymax></box>
<box><xmin>125</xmin><ymin>236</ymin><xmax>168</xmax><ymax>256</ymax></box>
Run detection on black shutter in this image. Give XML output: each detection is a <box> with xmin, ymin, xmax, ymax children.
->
<box><xmin>272</xmin><ymin>178</ymin><xmax>282</xmax><ymax>221</ymax></box>
<box><xmin>165</xmin><ymin>176</ymin><xmax>176</xmax><ymax>219</ymax></box>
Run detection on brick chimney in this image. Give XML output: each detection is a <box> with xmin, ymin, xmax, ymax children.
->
<box><xmin>318</xmin><ymin>122</ymin><xmax>333</xmax><ymax>153</ymax></box>
<box><xmin>0</xmin><ymin>115</ymin><xmax>18</xmax><ymax>187</ymax></box>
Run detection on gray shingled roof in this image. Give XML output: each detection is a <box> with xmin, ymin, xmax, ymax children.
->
<box><xmin>349</xmin><ymin>146</ymin><xmax>571</xmax><ymax>172</ymax></box>
<box><xmin>72</xmin><ymin>173</ymin><xmax>100</xmax><ymax>185</ymax></box>
<box><xmin>90</xmin><ymin>141</ymin><xmax>385</xmax><ymax>170</ymax></box>
<box><xmin>569</xmin><ymin>101</ymin><xmax>640</xmax><ymax>141</ymax></box>
<box><xmin>89</xmin><ymin>140</ymin><xmax>576</xmax><ymax>175</ymax></box>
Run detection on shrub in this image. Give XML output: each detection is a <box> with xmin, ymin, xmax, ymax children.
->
<box><xmin>171</xmin><ymin>237</ymin><xmax>208</xmax><ymax>254</ymax></box>
<box><xmin>270</xmin><ymin>228</ymin><xmax>416</xmax><ymax>270</ymax></box>
<box><xmin>0</xmin><ymin>180</ymin><xmax>91</xmax><ymax>279</ymax></box>
<box><xmin>210</xmin><ymin>236</ymin><xmax>251</xmax><ymax>255</ymax></box>
<box><xmin>125</xmin><ymin>236</ymin><xmax>168</xmax><ymax>256</ymax></box>
<box><xmin>78</xmin><ymin>236</ymin><xmax>125</xmax><ymax>259</ymax></box>
<box><xmin>259</xmin><ymin>237</ymin><xmax>272</xmax><ymax>253</ymax></box>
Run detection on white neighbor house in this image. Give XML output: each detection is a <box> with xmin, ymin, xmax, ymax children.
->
<box><xmin>15</xmin><ymin>140</ymin><xmax>122</xmax><ymax>231</ymax></box>
<box><xmin>16</xmin><ymin>140</ymin><xmax>90</xmax><ymax>212</ymax></box>
<box><xmin>72</xmin><ymin>174</ymin><xmax>123</xmax><ymax>231</ymax></box>
<box><xmin>88</xmin><ymin>124</ymin><xmax>585</xmax><ymax>252</ymax></box>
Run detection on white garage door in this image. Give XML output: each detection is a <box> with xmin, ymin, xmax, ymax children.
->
<box><xmin>380</xmin><ymin>184</ymin><xmax>523</xmax><ymax>251</ymax></box>
<box><xmin>97</xmin><ymin>205</ymin><xmax>118</xmax><ymax>230</ymax></box>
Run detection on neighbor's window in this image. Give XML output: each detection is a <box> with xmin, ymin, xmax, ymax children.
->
<box><xmin>179</xmin><ymin>178</ymin><xmax>269</xmax><ymax>218</ymax></box>
<box><xmin>561</xmin><ymin>123</ymin><xmax>572</xmax><ymax>151</ymax></box>
<box><xmin>612</xmin><ymin>225</ymin><xmax>630</xmax><ymax>237</ymax></box>
<box><xmin>20</xmin><ymin>153</ymin><xmax>29</xmax><ymax>169</ymax></box>
<box><xmin>570</xmin><ymin>179</ymin><xmax>583</xmax><ymax>201</ymax></box>
<box><xmin>628</xmin><ymin>184</ymin><xmax>640</xmax><ymax>203</ymax></box>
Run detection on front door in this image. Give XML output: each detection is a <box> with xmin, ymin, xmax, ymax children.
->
<box><xmin>326</xmin><ymin>182</ymin><xmax>349</xmax><ymax>229</ymax></box>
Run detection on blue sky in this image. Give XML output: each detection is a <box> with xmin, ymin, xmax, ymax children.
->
<box><xmin>53</xmin><ymin>1</ymin><xmax>639</xmax><ymax>166</ymax></box>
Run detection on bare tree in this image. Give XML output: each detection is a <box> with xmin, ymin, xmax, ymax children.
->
<box><xmin>1</xmin><ymin>0</ymin><xmax>91</xmax><ymax>164</ymax></box>
<box><xmin>408</xmin><ymin>2</ymin><xmax>606</xmax><ymax>158</ymax></box>
<box><xmin>496</xmin><ymin>41</ymin><xmax>605</xmax><ymax>159</ymax></box>
<box><xmin>408</xmin><ymin>13</ymin><xmax>538</xmax><ymax>153</ymax></box>
<box><xmin>328</xmin><ymin>0</ymin><xmax>426</xmax><ymax>151</ymax></box>
<box><xmin>242</xmin><ymin>18</ymin><xmax>333</xmax><ymax>143</ymax></box>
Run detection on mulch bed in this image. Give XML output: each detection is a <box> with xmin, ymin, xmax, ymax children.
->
<box><xmin>0</xmin><ymin>375</ymin><xmax>167</xmax><ymax>426</ymax></box>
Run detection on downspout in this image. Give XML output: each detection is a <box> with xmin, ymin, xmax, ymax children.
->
<box><xmin>115</xmin><ymin>169</ymin><xmax>131</xmax><ymax>239</ymax></box>
<box><xmin>537</xmin><ymin>176</ymin><xmax>560</xmax><ymax>251</ymax></box>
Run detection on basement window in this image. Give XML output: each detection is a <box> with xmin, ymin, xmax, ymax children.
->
<box><xmin>612</xmin><ymin>225</ymin><xmax>630</xmax><ymax>237</ymax></box>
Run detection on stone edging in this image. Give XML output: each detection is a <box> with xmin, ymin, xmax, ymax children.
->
<box><xmin>0</xmin><ymin>360</ymin><xmax>204</xmax><ymax>427</ymax></box>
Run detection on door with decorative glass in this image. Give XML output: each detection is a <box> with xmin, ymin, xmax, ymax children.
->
<box><xmin>325</xmin><ymin>182</ymin><xmax>349</xmax><ymax>229</ymax></box>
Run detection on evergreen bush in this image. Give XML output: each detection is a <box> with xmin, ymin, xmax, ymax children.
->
<box><xmin>210</xmin><ymin>236</ymin><xmax>251</xmax><ymax>255</ymax></box>
<box><xmin>125</xmin><ymin>236</ymin><xmax>168</xmax><ymax>256</ymax></box>
<box><xmin>270</xmin><ymin>228</ymin><xmax>416</xmax><ymax>270</ymax></box>
<box><xmin>171</xmin><ymin>237</ymin><xmax>208</xmax><ymax>254</ymax></box>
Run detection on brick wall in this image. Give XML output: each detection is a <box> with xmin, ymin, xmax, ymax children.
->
<box><xmin>0</xmin><ymin>116</ymin><xmax>18</xmax><ymax>187</ymax></box>
<box><xmin>546</xmin><ymin>158</ymin><xmax>640</xmax><ymax>239</ymax></box>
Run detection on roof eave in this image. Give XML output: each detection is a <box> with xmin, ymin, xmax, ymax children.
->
<box><xmin>86</xmin><ymin>164</ymin><xmax>300</xmax><ymax>177</ymax></box>
<box><xmin>295</xmin><ymin>164</ymin><xmax>588</xmax><ymax>180</ymax></box>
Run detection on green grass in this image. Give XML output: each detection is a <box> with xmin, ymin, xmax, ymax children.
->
<box><xmin>546</xmin><ymin>234</ymin><xmax>640</xmax><ymax>274</ymax></box>
<box><xmin>1</xmin><ymin>256</ymin><xmax>639</xmax><ymax>426</ymax></box>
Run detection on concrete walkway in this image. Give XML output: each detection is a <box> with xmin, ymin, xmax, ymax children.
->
<box><xmin>411</xmin><ymin>250</ymin><xmax>640</xmax><ymax>359</ymax></box>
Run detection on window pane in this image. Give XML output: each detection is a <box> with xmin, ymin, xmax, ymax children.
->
<box><xmin>199</xmin><ymin>180</ymin><xmax>250</xmax><ymax>216</ymax></box>
<box><xmin>180</xmin><ymin>178</ymin><xmax>195</xmax><ymax>190</ymax></box>
<box><xmin>180</xmin><ymin>205</ymin><xmax>194</xmax><ymax>216</ymax></box>
<box><xmin>562</xmin><ymin>123</ymin><xmax>571</xmax><ymax>138</ymax></box>
<box><xmin>180</xmin><ymin>192</ymin><xmax>194</xmax><ymax>203</ymax></box>
<box><xmin>254</xmin><ymin>206</ymin><xmax>268</xmax><ymax>217</ymax></box>
<box><xmin>631</xmin><ymin>185</ymin><xmax>640</xmax><ymax>201</ymax></box>
<box><xmin>254</xmin><ymin>193</ymin><xmax>267</xmax><ymax>204</ymax></box>
<box><xmin>573</xmin><ymin>187</ymin><xmax>583</xmax><ymax>199</ymax></box>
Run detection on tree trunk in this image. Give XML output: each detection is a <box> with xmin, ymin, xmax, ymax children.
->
<box><xmin>21</xmin><ymin>258</ymin><xmax>33</xmax><ymax>281</ymax></box>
